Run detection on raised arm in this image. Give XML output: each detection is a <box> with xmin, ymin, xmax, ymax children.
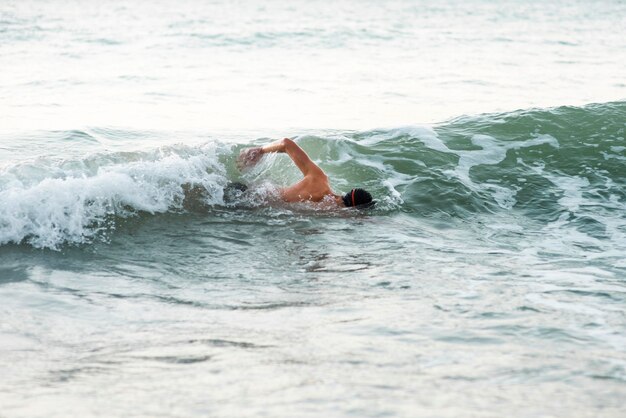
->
<box><xmin>239</xmin><ymin>138</ymin><xmax>323</xmax><ymax>177</ymax></box>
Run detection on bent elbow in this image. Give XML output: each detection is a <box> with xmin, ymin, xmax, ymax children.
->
<box><xmin>281</xmin><ymin>138</ymin><xmax>297</xmax><ymax>152</ymax></box>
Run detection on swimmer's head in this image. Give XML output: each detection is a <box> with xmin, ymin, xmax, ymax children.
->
<box><xmin>342</xmin><ymin>188</ymin><xmax>375</xmax><ymax>209</ymax></box>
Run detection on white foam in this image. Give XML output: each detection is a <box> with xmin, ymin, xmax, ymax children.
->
<box><xmin>356</xmin><ymin>125</ymin><xmax>441</xmax><ymax>148</ymax></box>
<box><xmin>521</xmin><ymin>161</ymin><xmax>626</xmax><ymax>260</ymax></box>
<box><xmin>417</xmin><ymin>131</ymin><xmax>559</xmax><ymax>209</ymax></box>
<box><xmin>0</xmin><ymin>143</ymin><xmax>227</xmax><ymax>249</ymax></box>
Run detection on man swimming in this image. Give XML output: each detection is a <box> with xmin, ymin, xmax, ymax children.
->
<box><xmin>238</xmin><ymin>138</ymin><xmax>374</xmax><ymax>209</ymax></box>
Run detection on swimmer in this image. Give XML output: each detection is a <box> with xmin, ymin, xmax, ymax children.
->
<box><xmin>238</xmin><ymin>138</ymin><xmax>374</xmax><ymax>209</ymax></box>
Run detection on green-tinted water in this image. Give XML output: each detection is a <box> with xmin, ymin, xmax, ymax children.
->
<box><xmin>1</xmin><ymin>0</ymin><xmax>625</xmax><ymax>416</ymax></box>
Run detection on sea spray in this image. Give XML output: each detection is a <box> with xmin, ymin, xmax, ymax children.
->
<box><xmin>0</xmin><ymin>143</ymin><xmax>228</xmax><ymax>248</ymax></box>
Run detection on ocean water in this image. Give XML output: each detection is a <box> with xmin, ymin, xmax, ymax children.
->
<box><xmin>1</xmin><ymin>1</ymin><xmax>626</xmax><ymax>417</ymax></box>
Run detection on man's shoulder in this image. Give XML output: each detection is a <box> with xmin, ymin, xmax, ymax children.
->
<box><xmin>306</xmin><ymin>165</ymin><xmax>328</xmax><ymax>179</ymax></box>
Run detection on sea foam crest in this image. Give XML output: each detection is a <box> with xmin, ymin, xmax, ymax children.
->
<box><xmin>366</xmin><ymin>125</ymin><xmax>560</xmax><ymax>209</ymax></box>
<box><xmin>0</xmin><ymin>143</ymin><xmax>227</xmax><ymax>249</ymax></box>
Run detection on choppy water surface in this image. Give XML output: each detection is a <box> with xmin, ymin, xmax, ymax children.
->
<box><xmin>1</xmin><ymin>1</ymin><xmax>626</xmax><ymax>417</ymax></box>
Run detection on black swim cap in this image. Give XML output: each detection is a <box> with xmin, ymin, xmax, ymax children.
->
<box><xmin>342</xmin><ymin>188</ymin><xmax>374</xmax><ymax>208</ymax></box>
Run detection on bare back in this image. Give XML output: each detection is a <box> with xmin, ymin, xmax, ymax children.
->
<box><xmin>280</xmin><ymin>171</ymin><xmax>334</xmax><ymax>203</ymax></box>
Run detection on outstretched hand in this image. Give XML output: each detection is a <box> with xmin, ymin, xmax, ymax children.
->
<box><xmin>237</xmin><ymin>147</ymin><xmax>263</xmax><ymax>170</ymax></box>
